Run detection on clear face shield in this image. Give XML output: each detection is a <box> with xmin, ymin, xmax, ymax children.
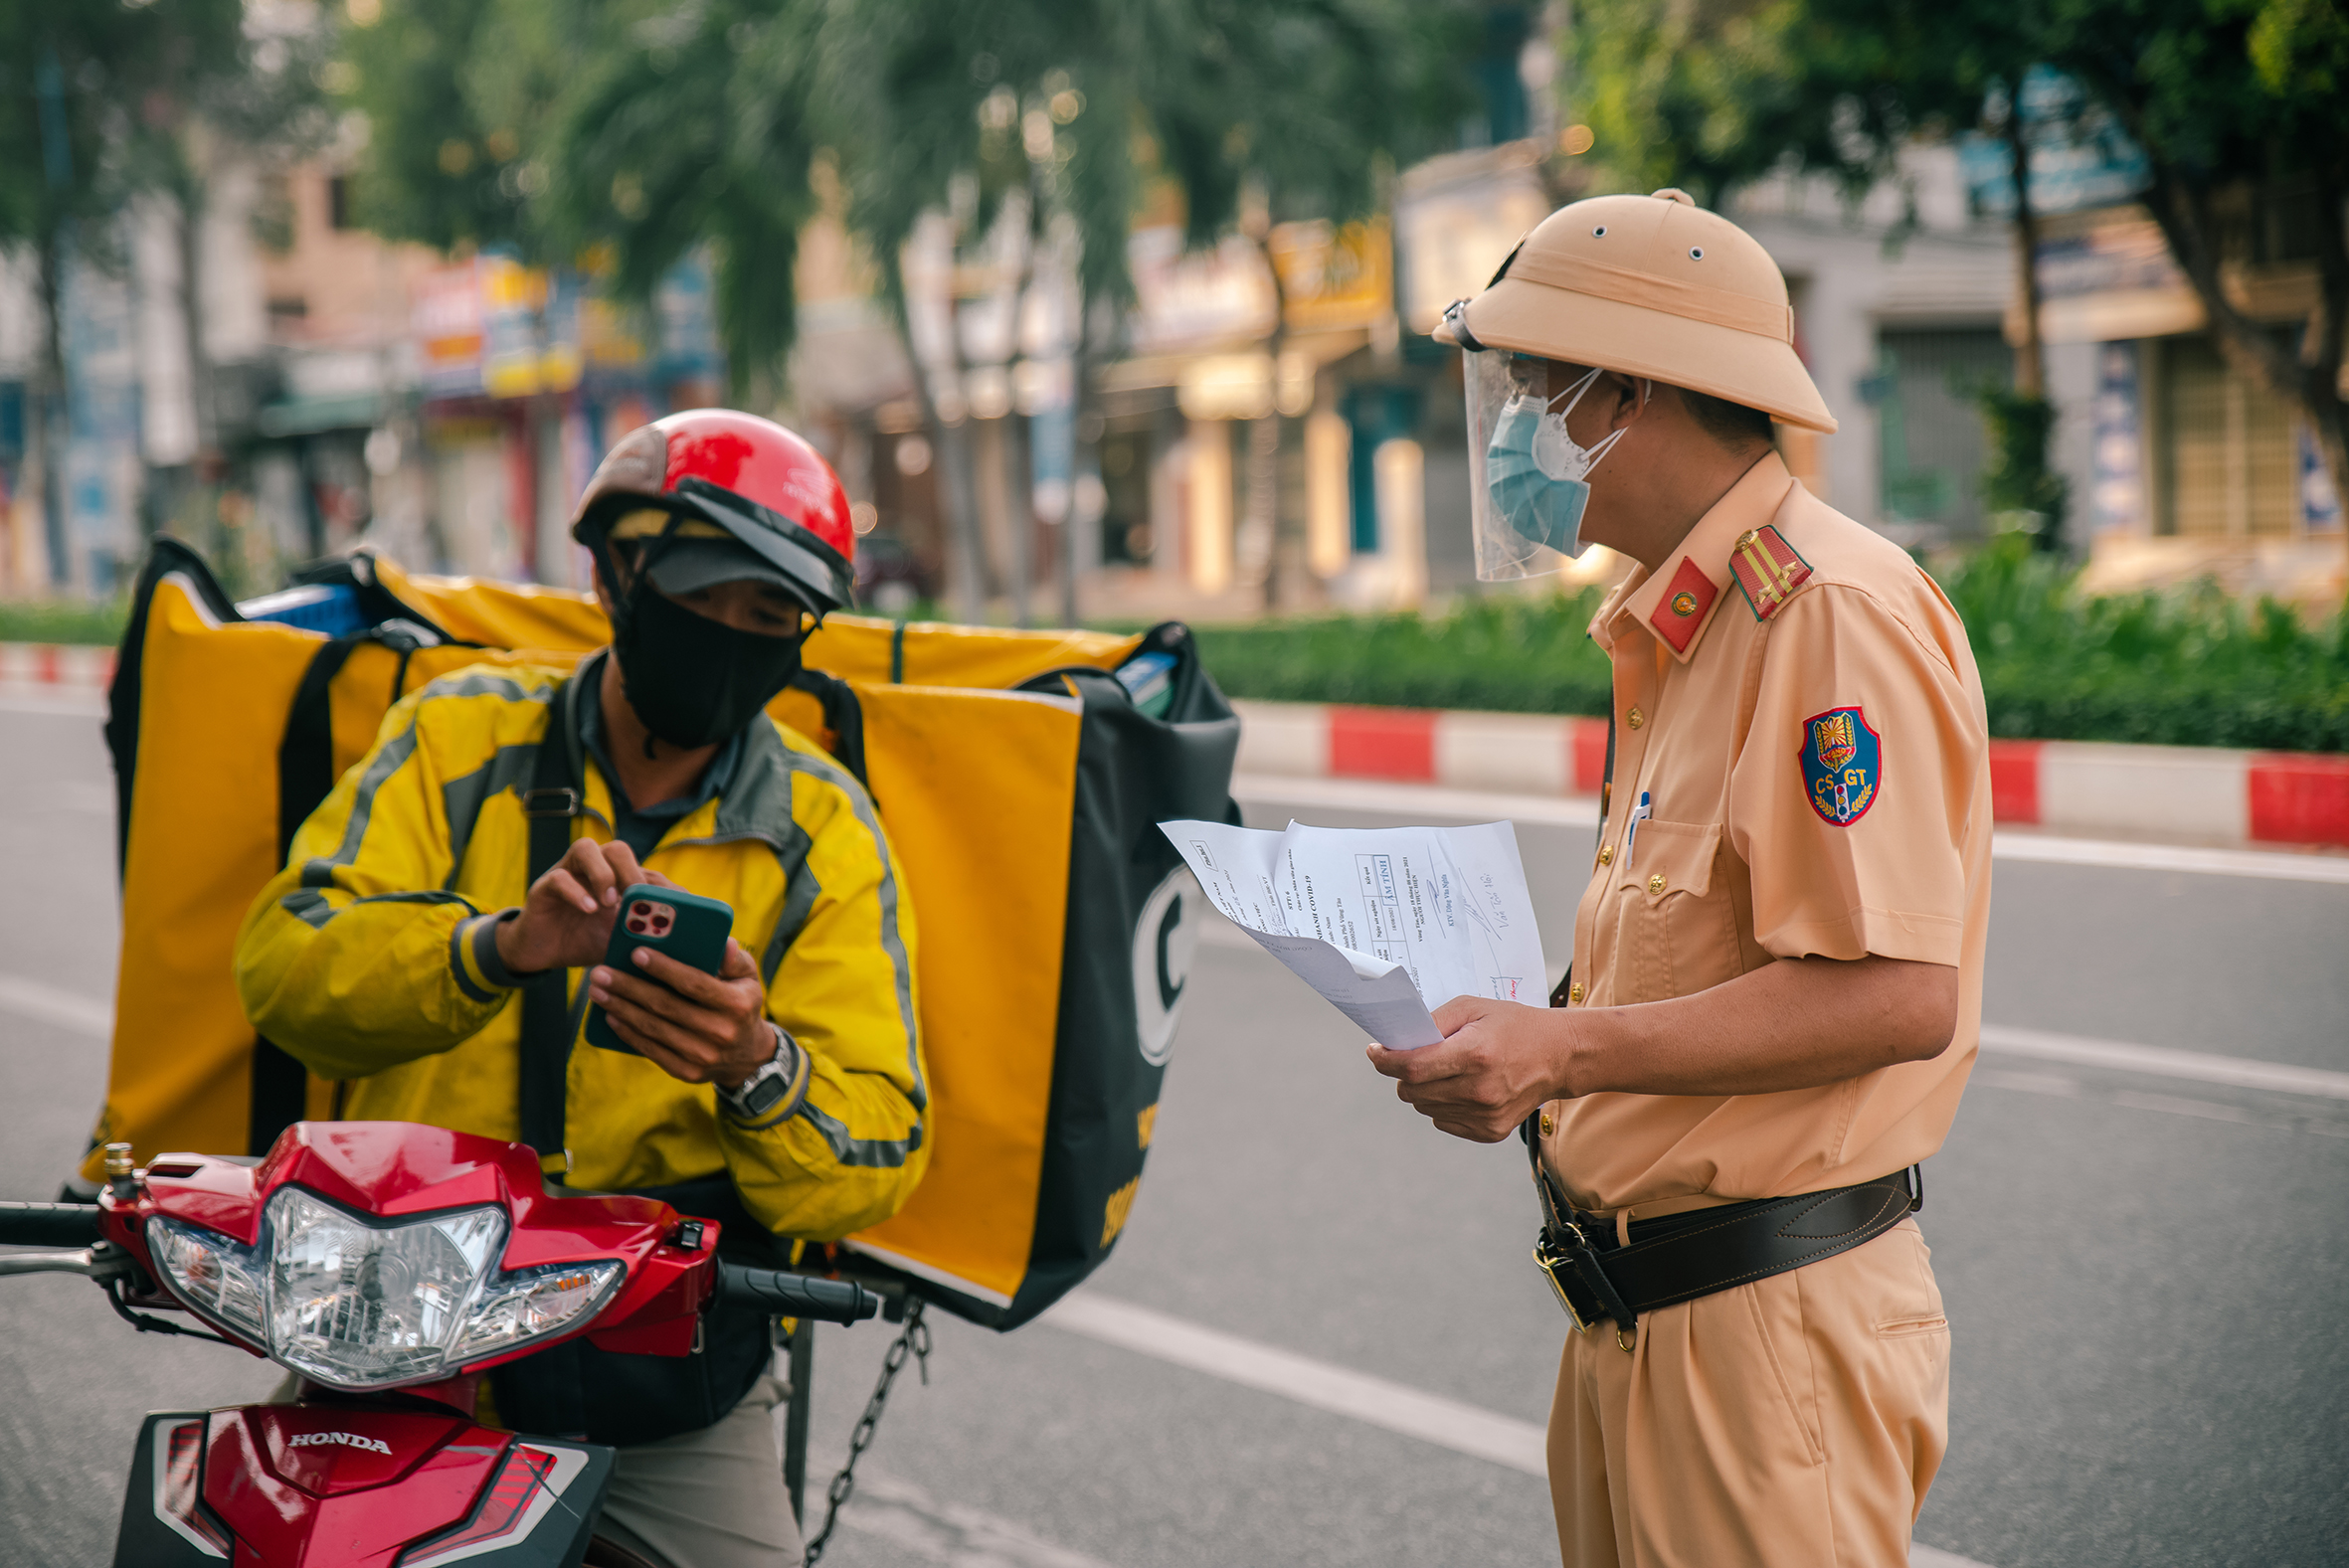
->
<box><xmin>1452</xmin><ymin>303</ymin><xmax>1634</xmax><ymax>582</ymax></box>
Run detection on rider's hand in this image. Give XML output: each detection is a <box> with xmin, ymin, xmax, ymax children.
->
<box><xmin>494</xmin><ymin>838</ymin><xmax>674</xmax><ymax>975</ymax></box>
<box><xmin>589</xmin><ymin>938</ymin><xmax>776</xmax><ymax>1090</ymax></box>
<box><xmin>1364</xmin><ymin>995</ymin><xmax>1578</xmax><ymax>1143</ymax></box>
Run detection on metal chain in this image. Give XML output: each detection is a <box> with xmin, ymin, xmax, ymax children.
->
<box><xmin>803</xmin><ymin>1298</ymin><xmax>929</xmax><ymax>1564</ymax></box>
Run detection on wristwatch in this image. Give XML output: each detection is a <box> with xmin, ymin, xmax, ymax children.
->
<box><xmin>718</xmin><ymin>1024</ymin><xmax>803</xmax><ymax>1129</ymax></box>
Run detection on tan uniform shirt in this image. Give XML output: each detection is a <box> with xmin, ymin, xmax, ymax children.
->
<box><xmin>1543</xmin><ymin>452</ymin><xmax>1990</xmax><ymax>1216</ymax></box>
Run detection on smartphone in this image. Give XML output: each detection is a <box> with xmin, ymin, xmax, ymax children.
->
<box><xmin>586</xmin><ymin>884</ymin><xmax>736</xmax><ymax>1054</ymax></box>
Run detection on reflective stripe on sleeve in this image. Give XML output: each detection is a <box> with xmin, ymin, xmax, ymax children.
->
<box><xmin>792</xmin><ymin>1100</ymin><xmax>924</xmax><ymax>1168</ymax></box>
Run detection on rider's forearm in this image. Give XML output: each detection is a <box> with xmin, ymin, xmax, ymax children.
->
<box><xmin>1556</xmin><ymin>955</ymin><xmax>1959</xmax><ymax>1100</ymax></box>
<box><xmin>236</xmin><ymin>877</ymin><xmax>517</xmax><ymax>1081</ymax></box>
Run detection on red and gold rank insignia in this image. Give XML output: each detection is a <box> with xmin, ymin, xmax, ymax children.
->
<box><xmin>1646</xmin><ymin>557</ymin><xmax>1718</xmax><ymax>653</ymax></box>
<box><xmin>1728</xmin><ymin>524</ymin><xmax>1812</xmax><ymax>621</ymax></box>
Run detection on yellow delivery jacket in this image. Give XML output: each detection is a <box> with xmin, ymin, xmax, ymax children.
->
<box><xmin>233</xmin><ymin>659</ymin><xmax>926</xmax><ymax>1242</ymax></box>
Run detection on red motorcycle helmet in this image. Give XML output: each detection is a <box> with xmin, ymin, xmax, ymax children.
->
<box><xmin>571</xmin><ymin>409</ymin><xmax>857</xmax><ymax>618</ymax></box>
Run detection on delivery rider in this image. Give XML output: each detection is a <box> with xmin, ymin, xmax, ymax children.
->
<box><xmin>236</xmin><ymin>410</ymin><xmax>923</xmax><ymax>1568</ymax></box>
<box><xmin>1370</xmin><ymin>191</ymin><xmax>1988</xmax><ymax>1568</ymax></box>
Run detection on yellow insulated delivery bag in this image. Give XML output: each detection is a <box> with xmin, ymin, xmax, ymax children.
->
<box><xmin>90</xmin><ymin>538</ymin><xmax>1238</xmax><ymax>1329</ymax></box>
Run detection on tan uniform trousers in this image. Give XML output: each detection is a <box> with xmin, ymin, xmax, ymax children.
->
<box><xmin>597</xmin><ymin>1373</ymin><xmax>806</xmax><ymax>1568</ymax></box>
<box><xmin>1548</xmin><ymin>1219</ymin><xmax>1949</xmax><ymax>1568</ymax></box>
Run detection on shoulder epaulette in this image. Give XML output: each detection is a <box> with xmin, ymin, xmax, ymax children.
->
<box><xmin>1728</xmin><ymin>524</ymin><xmax>1812</xmax><ymax>621</ymax></box>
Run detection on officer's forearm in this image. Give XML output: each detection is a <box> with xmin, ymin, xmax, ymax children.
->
<box><xmin>1558</xmin><ymin>955</ymin><xmax>1958</xmax><ymax>1099</ymax></box>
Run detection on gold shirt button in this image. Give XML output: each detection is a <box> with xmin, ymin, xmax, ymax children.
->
<box><xmin>1648</xmin><ymin>873</ymin><xmax>1667</xmax><ymax>894</ymax></box>
<box><xmin>1597</xmin><ymin>844</ymin><xmax>1613</xmax><ymax>866</ymax></box>
<box><xmin>1538</xmin><ymin>1111</ymin><xmax>1555</xmax><ymax>1136</ymax></box>
<box><xmin>1567</xmin><ymin>981</ymin><xmax>1584</xmax><ymax>1003</ymax></box>
<box><xmin>1626</xmin><ymin>707</ymin><xmax>1644</xmax><ymax>730</ymax></box>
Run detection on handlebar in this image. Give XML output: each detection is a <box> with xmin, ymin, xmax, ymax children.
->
<box><xmin>0</xmin><ymin>1202</ymin><xmax>103</xmax><ymax>1249</ymax></box>
<box><xmin>713</xmin><ymin>1261</ymin><xmax>879</xmax><ymax>1324</ymax></box>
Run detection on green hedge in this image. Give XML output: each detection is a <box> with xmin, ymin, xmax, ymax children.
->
<box><xmin>1193</xmin><ymin>539</ymin><xmax>2349</xmax><ymax>754</ymax></box>
<box><xmin>0</xmin><ymin>600</ymin><xmax>130</xmax><ymax>646</ymax></box>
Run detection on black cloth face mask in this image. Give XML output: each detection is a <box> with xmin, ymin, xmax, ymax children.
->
<box><xmin>611</xmin><ymin>575</ymin><xmax>805</xmax><ymax>750</ymax></box>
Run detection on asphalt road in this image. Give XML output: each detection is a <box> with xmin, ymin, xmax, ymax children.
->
<box><xmin>3</xmin><ymin>695</ymin><xmax>2346</xmax><ymax>1568</ymax></box>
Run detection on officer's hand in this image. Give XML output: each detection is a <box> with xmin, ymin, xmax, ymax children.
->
<box><xmin>1364</xmin><ymin>996</ymin><xmax>1570</xmax><ymax>1142</ymax></box>
<box><xmin>496</xmin><ymin>838</ymin><xmax>673</xmax><ymax>975</ymax></box>
<box><xmin>589</xmin><ymin>938</ymin><xmax>775</xmax><ymax>1091</ymax></box>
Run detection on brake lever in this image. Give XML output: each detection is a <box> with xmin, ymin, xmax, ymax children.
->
<box><xmin>0</xmin><ymin>1239</ymin><xmax>139</xmax><ymax>1283</ymax></box>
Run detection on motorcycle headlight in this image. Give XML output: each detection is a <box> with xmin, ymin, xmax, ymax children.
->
<box><xmin>148</xmin><ymin>1187</ymin><xmax>624</xmax><ymax>1391</ymax></box>
<box><xmin>147</xmin><ymin>1215</ymin><xmax>267</xmax><ymax>1343</ymax></box>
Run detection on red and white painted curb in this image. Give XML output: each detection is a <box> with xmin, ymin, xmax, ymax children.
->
<box><xmin>0</xmin><ymin>642</ymin><xmax>115</xmax><ymax>690</ymax></box>
<box><xmin>1232</xmin><ymin>698</ymin><xmax>2349</xmax><ymax>851</ymax></box>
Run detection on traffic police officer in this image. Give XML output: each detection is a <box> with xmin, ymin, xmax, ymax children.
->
<box><xmin>1369</xmin><ymin>190</ymin><xmax>1989</xmax><ymax>1568</ymax></box>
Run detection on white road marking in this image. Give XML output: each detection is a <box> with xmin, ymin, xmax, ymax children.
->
<box><xmin>1990</xmin><ymin>831</ymin><xmax>2349</xmax><ymax>885</ymax></box>
<box><xmin>1231</xmin><ymin>772</ymin><xmax>2349</xmax><ymax>884</ymax></box>
<box><xmin>1978</xmin><ymin>1024</ymin><xmax>2349</xmax><ymax>1101</ymax></box>
<box><xmin>828</xmin><ymin>1453</ymin><xmax>1991</xmax><ymax>1568</ymax></box>
<box><xmin>1193</xmin><ymin>931</ymin><xmax>2349</xmax><ymax>1106</ymax></box>
<box><xmin>0</xmin><ymin>974</ymin><xmax>111</xmax><ymax>1037</ymax></box>
<box><xmin>1912</xmin><ymin>1548</ymin><xmax>2001</xmax><ymax>1568</ymax></box>
<box><xmin>1041</xmin><ymin>1290</ymin><xmax>1548</xmax><ymax>1477</ymax></box>
<box><xmin>1040</xmin><ymin>1293</ymin><xmax>1998</xmax><ymax>1567</ymax></box>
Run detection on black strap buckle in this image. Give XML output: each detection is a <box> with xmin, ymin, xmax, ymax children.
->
<box><xmin>519</xmin><ymin>786</ymin><xmax>580</xmax><ymax>819</ymax></box>
<box><xmin>1441</xmin><ymin>298</ymin><xmax>1489</xmax><ymax>353</ymax></box>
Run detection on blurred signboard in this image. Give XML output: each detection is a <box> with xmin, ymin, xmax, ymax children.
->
<box><xmin>1128</xmin><ymin>228</ymin><xmax>1277</xmax><ymax>352</ymax></box>
<box><xmin>1960</xmin><ymin>68</ymin><xmax>2150</xmax><ymax>219</ymax></box>
<box><xmin>654</xmin><ymin>254</ymin><xmax>722</xmax><ymax>382</ymax></box>
<box><xmin>2032</xmin><ymin>219</ymin><xmax>2199</xmax><ymax>343</ymax></box>
<box><xmin>481</xmin><ymin>254</ymin><xmax>550</xmax><ymax>400</ymax></box>
<box><xmin>1393</xmin><ymin>142</ymin><xmax>1552</xmax><ymax>334</ymax></box>
<box><xmin>60</xmin><ymin>256</ymin><xmax>140</xmax><ymax>585</ymax></box>
<box><xmin>415</xmin><ymin>254</ymin><xmax>705</xmax><ymax>402</ymax></box>
<box><xmin>1269</xmin><ymin>219</ymin><xmax>1392</xmax><ymax>333</ymax></box>
<box><xmin>415</xmin><ymin>261</ymin><xmax>486</xmax><ymax>398</ymax></box>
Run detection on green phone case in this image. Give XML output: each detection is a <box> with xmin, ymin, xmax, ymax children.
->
<box><xmin>585</xmin><ymin>884</ymin><xmax>735</xmax><ymax>1054</ymax></box>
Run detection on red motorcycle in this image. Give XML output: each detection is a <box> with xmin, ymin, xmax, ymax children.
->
<box><xmin>0</xmin><ymin>1121</ymin><xmax>878</xmax><ymax>1566</ymax></box>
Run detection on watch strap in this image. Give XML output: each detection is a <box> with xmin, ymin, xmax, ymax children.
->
<box><xmin>720</xmin><ymin>1024</ymin><xmax>807</xmax><ymax>1130</ymax></box>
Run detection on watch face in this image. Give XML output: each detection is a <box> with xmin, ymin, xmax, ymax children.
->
<box><xmin>735</xmin><ymin>1063</ymin><xmax>791</xmax><ymax>1118</ymax></box>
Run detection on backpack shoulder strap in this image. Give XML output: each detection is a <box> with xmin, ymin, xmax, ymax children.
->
<box><xmin>517</xmin><ymin>674</ymin><xmax>588</xmax><ymax>1173</ymax></box>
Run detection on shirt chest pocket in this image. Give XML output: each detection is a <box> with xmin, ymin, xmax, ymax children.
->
<box><xmin>1610</xmin><ymin>818</ymin><xmax>1742</xmax><ymax>1003</ymax></box>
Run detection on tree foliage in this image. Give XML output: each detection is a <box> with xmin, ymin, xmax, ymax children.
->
<box><xmin>0</xmin><ymin>2</ymin><xmax>248</xmax><ymax>255</ymax></box>
<box><xmin>1569</xmin><ymin>0</ymin><xmax>2349</xmax><ymax>571</ymax></box>
<box><xmin>337</xmin><ymin>0</ymin><xmax>580</xmax><ymax>255</ymax></box>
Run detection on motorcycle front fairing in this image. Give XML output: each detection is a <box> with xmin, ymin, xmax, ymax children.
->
<box><xmin>117</xmin><ymin>1406</ymin><xmax>609</xmax><ymax>1567</ymax></box>
<box><xmin>93</xmin><ymin>1123</ymin><xmax>721</xmax><ymax>1567</ymax></box>
<box><xmin>102</xmin><ymin>1122</ymin><xmax>721</xmax><ymax>1387</ymax></box>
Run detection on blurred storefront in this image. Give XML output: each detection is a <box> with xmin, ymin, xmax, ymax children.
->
<box><xmin>2041</xmin><ymin>206</ymin><xmax>2344</xmax><ymax>605</ymax></box>
<box><xmin>407</xmin><ymin>250</ymin><xmax>723</xmax><ymax>590</ymax></box>
<box><xmin>1956</xmin><ymin>76</ymin><xmax>2347</xmax><ymax>603</ymax></box>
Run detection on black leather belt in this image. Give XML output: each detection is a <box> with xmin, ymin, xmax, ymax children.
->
<box><xmin>1524</xmin><ymin>1115</ymin><xmax>1921</xmax><ymax>1349</ymax></box>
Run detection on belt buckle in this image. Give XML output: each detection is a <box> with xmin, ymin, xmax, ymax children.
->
<box><xmin>520</xmin><ymin>787</ymin><xmax>580</xmax><ymax>819</ymax></box>
<box><xmin>1532</xmin><ymin>1227</ymin><xmax>1594</xmax><ymax>1334</ymax></box>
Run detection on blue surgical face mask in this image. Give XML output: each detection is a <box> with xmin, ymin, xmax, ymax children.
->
<box><xmin>1484</xmin><ymin>368</ymin><xmax>1628</xmax><ymax>558</ymax></box>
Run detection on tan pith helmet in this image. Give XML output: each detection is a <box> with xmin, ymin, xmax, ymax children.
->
<box><xmin>1437</xmin><ymin>189</ymin><xmax>1837</xmax><ymax>434</ymax></box>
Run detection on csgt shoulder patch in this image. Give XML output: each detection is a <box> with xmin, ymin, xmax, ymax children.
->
<box><xmin>1801</xmin><ymin>706</ymin><xmax>1881</xmax><ymax>825</ymax></box>
<box><xmin>1729</xmin><ymin>524</ymin><xmax>1812</xmax><ymax>621</ymax></box>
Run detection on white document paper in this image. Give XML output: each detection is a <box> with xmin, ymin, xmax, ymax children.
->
<box><xmin>1158</xmin><ymin>818</ymin><xmax>1545</xmax><ymax>1049</ymax></box>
